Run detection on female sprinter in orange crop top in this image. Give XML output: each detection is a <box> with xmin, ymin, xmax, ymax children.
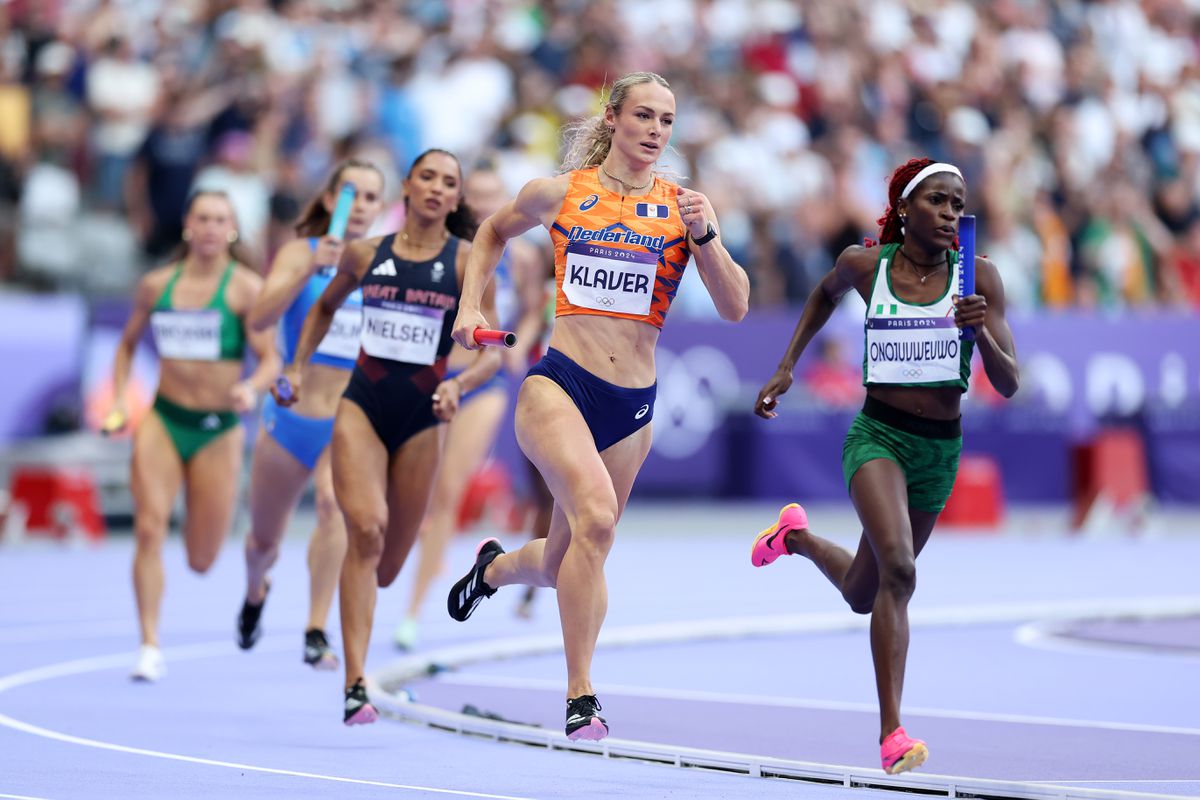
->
<box><xmin>444</xmin><ymin>72</ymin><xmax>750</xmax><ymax>742</ymax></box>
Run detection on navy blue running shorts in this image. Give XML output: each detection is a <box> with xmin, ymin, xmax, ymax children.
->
<box><xmin>526</xmin><ymin>347</ymin><xmax>656</xmax><ymax>452</ymax></box>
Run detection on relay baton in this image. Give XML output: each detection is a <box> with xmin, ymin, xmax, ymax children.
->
<box><xmin>958</xmin><ymin>214</ymin><xmax>976</xmax><ymax>342</ymax></box>
<box><xmin>473</xmin><ymin>328</ymin><xmax>518</xmax><ymax>348</ymax></box>
<box><xmin>274</xmin><ymin>375</ymin><xmax>294</xmax><ymax>403</ymax></box>
<box><xmin>327</xmin><ymin>183</ymin><xmax>357</xmax><ymax>240</ymax></box>
<box><xmin>100</xmin><ymin>409</ymin><xmax>128</xmax><ymax>436</ymax></box>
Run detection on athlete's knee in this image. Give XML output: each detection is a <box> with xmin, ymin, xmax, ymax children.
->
<box><xmin>344</xmin><ymin>512</ymin><xmax>386</xmax><ymax>560</ymax></box>
<box><xmin>843</xmin><ymin>586</ymin><xmax>877</xmax><ymax>615</ymax></box>
<box><xmin>376</xmin><ymin>560</ymin><xmax>401</xmax><ymax>588</ymax></box>
<box><xmin>314</xmin><ymin>485</ymin><xmax>340</xmax><ymax>525</ymax></box>
<box><xmin>245</xmin><ymin>526</ymin><xmax>279</xmax><ymax>558</ymax></box>
<box><xmin>186</xmin><ymin>548</ymin><xmax>219</xmax><ymax>574</ymax></box>
<box><xmin>572</xmin><ymin>504</ymin><xmax>617</xmax><ymax>557</ymax></box>
<box><xmin>878</xmin><ymin>556</ymin><xmax>916</xmax><ymax>599</ymax></box>
<box><xmin>133</xmin><ymin>512</ymin><xmax>169</xmax><ymax>550</ymax></box>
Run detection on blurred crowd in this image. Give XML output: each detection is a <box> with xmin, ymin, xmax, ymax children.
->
<box><xmin>0</xmin><ymin>0</ymin><xmax>1198</xmax><ymax>311</ymax></box>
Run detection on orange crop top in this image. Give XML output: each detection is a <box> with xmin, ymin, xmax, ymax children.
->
<box><xmin>549</xmin><ymin>167</ymin><xmax>690</xmax><ymax>329</ymax></box>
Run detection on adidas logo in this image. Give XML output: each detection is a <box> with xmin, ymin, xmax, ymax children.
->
<box><xmin>372</xmin><ymin>258</ymin><xmax>397</xmax><ymax>277</ymax></box>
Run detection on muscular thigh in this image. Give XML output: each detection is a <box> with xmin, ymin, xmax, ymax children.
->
<box><xmin>433</xmin><ymin>388</ymin><xmax>507</xmax><ymax>505</ymax></box>
<box><xmin>530</xmin><ymin>400</ymin><xmax>653</xmax><ymax>578</ymax></box>
<box><xmin>850</xmin><ymin>458</ymin><xmax>914</xmax><ymax>560</ymax></box>
<box><xmin>378</xmin><ymin>424</ymin><xmax>442</xmax><ymax>578</ymax></box>
<box><xmin>839</xmin><ymin>458</ymin><xmax>912</xmax><ymax>601</ymax></box>
<box><xmin>515</xmin><ymin>377</ymin><xmax>617</xmax><ymax>523</ymax></box>
<box><xmin>131</xmin><ymin>412</ymin><xmax>185</xmax><ymax>532</ymax></box>
<box><xmin>247</xmin><ymin>427</ymin><xmax>309</xmax><ymax>530</ymax></box>
<box><xmin>331</xmin><ymin>398</ymin><xmax>390</xmax><ymax>529</ymax></box>
<box><xmin>443</xmin><ymin>389</ymin><xmax>507</xmax><ymax>473</ymax></box>
<box><xmin>182</xmin><ymin>425</ymin><xmax>245</xmax><ymax>550</ymax></box>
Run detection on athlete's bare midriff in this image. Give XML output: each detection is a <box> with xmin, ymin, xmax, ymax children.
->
<box><xmin>293</xmin><ymin>362</ymin><xmax>352</xmax><ymax>417</ymax></box>
<box><xmin>548</xmin><ymin>314</ymin><xmax>659</xmax><ymax>388</ymax></box>
<box><xmin>156</xmin><ymin>360</ymin><xmax>245</xmax><ymax>411</ymax></box>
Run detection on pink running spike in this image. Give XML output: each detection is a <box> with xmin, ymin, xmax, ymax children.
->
<box><xmin>567</xmin><ymin>718</ymin><xmax>609</xmax><ymax>742</ymax></box>
<box><xmin>749</xmin><ymin>503</ymin><xmax>809</xmax><ymax>567</ymax></box>
<box><xmin>344</xmin><ymin>704</ymin><xmax>379</xmax><ymax>726</ymax></box>
<box><xmin>881</xmin><ymin>726</ymin><xmax>928</xmax><ymax>774</ymax></box>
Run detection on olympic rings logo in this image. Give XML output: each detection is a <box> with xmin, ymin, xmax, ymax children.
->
<box><xmin>652</xmin><ymin>346</ymin><xmax>741</xmax><ymax>460</ymax></box>
<box><xmin>596</xmin><ymin>296</ymin><xmax>616</xmax><ymax>307</ymax></box>
<box><xmin>902</xmin><ymin>368</ymin><xmax>924</xmax><ymax>378</ymax></box>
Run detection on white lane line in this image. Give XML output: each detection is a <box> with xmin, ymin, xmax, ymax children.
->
<box><xmin>1014</xmin><ymin>621</ymin><xmax>1200</xmax><ymax>662</ymax></box>
<box><xmin>0</xmin><ymin>793</ymin><xmax>57</xmax><ymax>800</ymax></box>
<box><xmin>0</xmin><ymin>642</ymin><xmax>241</xmax><ymax>692</ymax></box>
<box><xmin>0</xmin><ymin>643</ymin><xmax>537</xmax><ymax>800</ymax></box>
<box><xmin>430</xmin><ymin>672</ymin><xmax>1200</xmax><ymax>737</ymax></box>
<box><xmin>1028</xmin><ymin>781</ymin><xmax>1200</xmax><ymax>785</ymax></box>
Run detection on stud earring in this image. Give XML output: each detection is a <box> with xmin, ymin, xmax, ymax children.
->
<box><xmin>227</xmin><ymin>231</ymin><xmax>238</xmax><ymax>243</ymax></box>
<box><xmin>182</xmin><ymin>230</ymin><xmax>193</xmax><ymax>242</ymax></box>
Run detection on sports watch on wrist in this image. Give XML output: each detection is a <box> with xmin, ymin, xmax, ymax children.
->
<box><xmin>693</xmin><ymin>222</ymin><xmax>718</xmax><ymax>246</ymax></box>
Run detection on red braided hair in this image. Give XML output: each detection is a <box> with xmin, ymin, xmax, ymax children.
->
<box><xmin>875</xmin><ymin>157</ymin><xmax>936</xmax><ymax>245</ymax></box>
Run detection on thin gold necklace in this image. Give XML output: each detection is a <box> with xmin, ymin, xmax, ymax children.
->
<box><xmin>600</xmin><ymin>165</ymin><xmax>652</xmax><ymax>193</ymax></box>
<box><xmin>899</xmin><ymin>247</ymin><xmax>945</xmax><ymax>283</ymax></box>
<box><xmin>400</xmin><ymin>229</ymin><xmax>448</xmax><ymax>249</ymax></box>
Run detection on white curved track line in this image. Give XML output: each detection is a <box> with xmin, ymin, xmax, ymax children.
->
<box><xmin>372</xmin><ymin>594</ymin><xmax>1200</xmax><ymax>800</ymax></box>
<box><xmin>1014</xmin><ymin>621</ymin><xmax>1200</xmax><ymax>662</ymax></box>
<box><xmin>430</xmin><ymin>672</ymin><xmax>1200</xmax><ymax>737</ymax></box>
<box><xmin>0</xmin><ymin>641</ymin><xmax>536</xmax><ymax>800</ymax></box>
<box><xmin>1031</xmin><ymin>781</ymin><xmax>1200</xmax><ymax>786</ymax></box>
<box><xmin>0</xmin><ymin>793</ymin><xmax>57</xmax><ymax>800</ymax></box>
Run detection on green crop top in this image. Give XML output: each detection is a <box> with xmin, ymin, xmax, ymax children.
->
<box><xmin>149</xmin><ymin>261</ymin><xmax>246</xmax><ymax>361</ymax></box>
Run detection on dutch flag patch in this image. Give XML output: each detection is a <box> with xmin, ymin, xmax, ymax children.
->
<box><xmin>636</xmin><ymin>203</ymin><xmax>670</xmax><ymax>219</ymax></box>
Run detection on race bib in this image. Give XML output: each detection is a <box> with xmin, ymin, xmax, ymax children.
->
<box><xmin>316</xmin><ymin>305</ymin><xmax>363</xmax><ymax>360</ymax></box>
<box><xmin>360</xmin><ymin>302</ymin><xmax>444</xmax><ymax>365</ymax></box>
<box><xmin>865</xmin><ymin>318</ymin><xmax>961</xmax><ymax>384</ymax></box>
<box><xmin>151</xmin><ymin>310</ymin><xmax>221</xmax><ymax>361</ymax></box>
<box><xmin>563</xmin><ymin>241</ymin><xmax>656</xmax><ymax>316</ymax></box>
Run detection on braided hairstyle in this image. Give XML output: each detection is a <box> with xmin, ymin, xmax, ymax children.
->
<box><xmin>876</xmin><ymin>157</ymin><xmax>936</xmax><ymax>245</ymax></box>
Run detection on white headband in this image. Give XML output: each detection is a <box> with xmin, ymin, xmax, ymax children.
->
<box><xmin>900</xmin><ymin>163</ymin><xmax>963</xmax><ymax>199</ymax></box>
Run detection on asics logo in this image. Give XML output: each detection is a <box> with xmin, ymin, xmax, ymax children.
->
<box><xmin>201</xmin><ymin>413</ymin><xmax>220</xmax><ymax>430</ymax></box>
<box><xmin>634</xmin><ymin>404</ymin><xmax>650</xmax><ymax>420</ymax></box>
<box><xmin>372</xmin><ymin>258</ymin><xmax>398</xmax><ymax>276</ymax></box>
<box><xmin>579</xmin><ymin>193</ymin><xmax>599</xmax><ymax>211</ymax></box>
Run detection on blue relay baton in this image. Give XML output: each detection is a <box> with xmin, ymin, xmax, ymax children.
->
<box><xmin>958</xmin><ymin>214</ymin><xmax>976</xmax><ymax>342</ymax></box>
<box><xmin>327</xmin><ymin>182</ymin><xmax>357</xmax><ymax>240</ymax></box>
<box><xmin>274</xmin><ymin>375</ymin><xmax>294</xmax><ymax>403</ymax></box>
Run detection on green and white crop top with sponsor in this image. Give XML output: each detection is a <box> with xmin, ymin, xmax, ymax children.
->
<box><xmin>150</xmin><ymin>261</ymin><xmax>246</xmax><ymax>361</ymax></box>
<box><xmin>863</xmin><ymin>243</ymin><xmax>973</xmax><ymax>391</ymax></box>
